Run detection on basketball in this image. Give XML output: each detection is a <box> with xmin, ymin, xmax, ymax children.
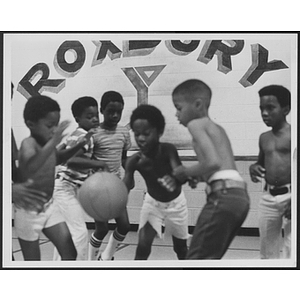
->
<box><xmin>78</xmin><ymin>172</ymin><xmax>128</xmax><ymax>222</ymax></box>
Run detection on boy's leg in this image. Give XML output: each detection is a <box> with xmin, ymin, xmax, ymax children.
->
<box><xmin>100</xmin><ymin>208</ymin><xmax>130</xmax><ymax>260</ymax></box>
<box><xmin>53</xmin><ymin>179</ymin><xmax>88</xmax><ymax>260</ymax></box>
<box><xmin>135</xmin><ymin>222</ymin><xmax>157</xmax><ymax>260</ymax></box>
<box><xmin>18</xmin><ymin>238</ymin><xmax>41</xmax><ymax>261</ymax></box>
<box><xmin>166</xmin><ymin>192</ymin><xmax>189</xmax><ymax>260</ymax></box>
<box><xmin>187</xmin><ymin>189</ymin><xmax>249</xmax><ymax>259</ymax></box>
<box><xmin>43</xmin><ymin>222</ymin><xmax>77</xmax><ymax>260</ymax></box>
<box><xmin>88</xmin><ymin>221</ymin><xmax>109</xmax><ymax>260</ymax></box>
<box><xmin>259</xmin><ymin>194</ymin><xmax>283</xmax><ymax>259</ymax></box>
<box><xmin>281</xmin><ymin>196</ymin><xmax>291</xmax><ymax>259</ymax></box>
<box><xmin>14</xmin><ymin>206</ymin><xmax>44</xmax><ymax>261</ymax></box>
<box><xmin>172</xmin><ymin>236</ymin><xmax>188</xmax><ymax>260</ymax></box>
<box><xmin>283</xmin><ymin>218</ymin><xmax>291</xmax><ymax>258</ymax></box>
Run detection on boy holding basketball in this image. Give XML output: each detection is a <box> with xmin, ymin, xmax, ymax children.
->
<box><xmin>53</xmin><ymin>96</ymin><xmax>108</xmax><ymax>260</ymax></box>
<box><xmin>123</xmin><ymin>104</ymin><xmax>191</xmax><ymax>260</ymax></box>
<box><xmin>88</xmin><ymin>91</ymin><xmax>131</xmax><ymax>261</ymax></box>
<box><xmin>249</xmin><ymin>85</ymin><xmax>291</xmax><ymax>259</ymax></box>
<box><xmin>16</xmin><ymin>95</ymin><xmax>90</xmax><ymax>260</ymax></box>
<box><xmin>171</xmin><ymin>79</ymin><xmax>250</xmax><ymax>259</ymax></box>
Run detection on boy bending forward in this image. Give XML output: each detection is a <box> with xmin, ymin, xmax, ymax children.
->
<box><xmin>123</xmin><ymin>105</ymin><xmax>190</xmax><ymax>260</ymax></box>
<box><xmin>172</xmin><ymin>79</ymin><xmax>250</xmax><ymax>259</ymax></box>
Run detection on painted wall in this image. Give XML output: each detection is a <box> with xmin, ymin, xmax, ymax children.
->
<box><xmin>5</xmin><ymin>33</ymin><xmax>297</xmax><ymax>228</ymax></box>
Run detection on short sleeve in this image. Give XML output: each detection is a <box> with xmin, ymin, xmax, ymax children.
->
<box><xmin>124</xmin><ymin>127</ymin><xmax>131</xmax><ymax>151</ymax></box>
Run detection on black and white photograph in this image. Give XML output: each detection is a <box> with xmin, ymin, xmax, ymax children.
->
<box><xmin>2</xmin><ymin>32</ymin><xmax>297</xmax><ymax>270</ymax></box>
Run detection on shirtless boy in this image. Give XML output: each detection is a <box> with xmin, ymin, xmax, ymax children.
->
<box><xmin>250</xmin><ymin>85</ymin><xmax>291</xmax><ymax>259</ymax></box>
<box><xmin>172</xmin><ymin>79</ymin><xmax>250</xmax><ymax>259</ymax></box>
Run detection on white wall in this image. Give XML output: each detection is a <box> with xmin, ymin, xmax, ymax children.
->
<box><xmin>5</xmin><ymin>33</ymin><xmax>297</xmax><ymax>228</ymax></box>
<box><xmin>7</xmin><ymin>33</ymin><xmax>295</xmax><ymax>156</ymax></box>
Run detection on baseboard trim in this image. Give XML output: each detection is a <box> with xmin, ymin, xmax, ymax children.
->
<box><xmin>86</xmin><ymin>222</ymin><xmax>260</xmax><ymax>237</ymax></box>
<box><xmin>11</xmin><ymin>220</ymin><xmax>260</xmax><ymax>237</ymax></box>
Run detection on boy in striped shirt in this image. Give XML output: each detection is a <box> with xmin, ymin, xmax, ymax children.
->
<box><xmin>88</xmin><ymin>91</ymin><xmax>131</xmax><ymax>260</ymax></box>
<box><xmin>53</xmin><ymin>96</ymin><xmax>107</xmax><ymax>260</ymax></box>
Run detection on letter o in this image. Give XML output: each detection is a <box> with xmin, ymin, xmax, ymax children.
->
<box><xmin>55</xmin><ymin>40</ymin><xmax>86</xmax><ymax>77</ymax></box>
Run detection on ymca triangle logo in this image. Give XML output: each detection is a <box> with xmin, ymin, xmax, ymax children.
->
<box><xmin>135</xmin><ymin>65</ymin><xmax>166</xmax><ymax>86</ymax></box>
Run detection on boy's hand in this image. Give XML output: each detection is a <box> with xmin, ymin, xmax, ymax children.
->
<box><xmin>158</xmin><ymin>175</ymin><xmax>177</xmax><ymax>192</ymax></box>
<box><xmin>249</xmin><ymin>163</ymin><xmax>266</xmax><ymax>182</ymax></box>
<box><xmin>188</xmin><ymin>177</ymin><xmax>198</xmax><ymax>189</ymax></box>
<box><xmin>96</xmin><ymin>164</ymin><xmax>109</xmax><ymax>173</ymax></box>
<box><xmin>78</xmin><ymin>128</ymin><xmax>97</xmax><ymax>146</ymax></box>
<box><xmin>12</xmin><ymin>179</ymin><xmax>48</xmax><ymax>213</ymax></box>
<box><xmin>172</xmin><ymin>165</ymin><xmax>188</xmax><ymax>183</ymax></box>
<box><xmin>53</xmin><ymin>120</ymin><xmax>71</xmax><ymax>145</ymax></box>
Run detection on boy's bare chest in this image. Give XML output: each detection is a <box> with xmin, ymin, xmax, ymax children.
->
<box><xmin>262</xmin><ymin>133</ymin><xmax>291</xmax><ymax>155</ymax></box>
<box><xmin>137</xmin><ymin>153</ymin><xmax>172</xmax><ymax>176</ymax></box>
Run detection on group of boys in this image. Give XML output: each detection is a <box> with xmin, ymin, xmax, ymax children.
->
<box><xmin>11</xmin><ymin>79</ymin><xmax>292</xmax><ymax>261</ymax></box>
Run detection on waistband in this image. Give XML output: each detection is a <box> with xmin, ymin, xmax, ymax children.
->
<box><xmin>56</xmin><ymin>174</ymin><xmax>83</xmax><ymax>188</ymax></box>
<box><xmin>207</xmin><ymin>170</ymin><xmax>243</xmax><ymax>183</ymax></box>
<box><xmin>206</xmin><ymin>179</ymin><xmax>247</xmax><ymax>196</ymax></box>
<box><xmin>145</xmin><ymin>191</ymin><xmax>185</xmax><ymax>209</ymax></box>
<box><xmin>265</xmin><ymin>183</ymin><xmax>291</xmax><ymax>196</ymax></box>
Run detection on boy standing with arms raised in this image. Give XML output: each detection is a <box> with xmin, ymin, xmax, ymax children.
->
<box><xmin>172</xmin><ymin>79</ymin><xmax>250</xmax><ymax>259</ymax></box>
<box><xmin>250</xmin><ymin>85</ymin><xmax>291</xmax><ymax>259</ymax></box>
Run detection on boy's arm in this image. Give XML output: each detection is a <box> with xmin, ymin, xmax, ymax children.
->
<box><xmin>123</xmin><ymin>155</ymin><xmax>138</xmax><ymax>191</ymax></box>
<box><xmin>12</xmin><ymin>179</ymin><xmax>48</xmax><ymax>213</ymax></box>
<box><xmin>173</xmin><ymin>120</ymin><xmax>221</xmax><ymax>182</ymax></box>
<box><xmin>57</xmin><ymin>130</ymin><xmax>95</xmax><ymax>164</ymax></box>
<box><xmin>57</xmin><ymin>141</ymin><xmax>87</xmax><ymax>164</ymax></box>
<box><xmin>121</xmin><ymin>150</ymin><xmax>128</xmax><ymax>169</ymax></box>
<box><xmin>67</xmin><ymin>156</ymin><xmax>108</xmax><ymax>171</ymax></box>
<box><xmin>168</xmin><ymin>144</ymin><xmax>182</xmax><ymax>170</ymax></box>
<box><xmin>249</xmin><ymin>135</ymin><xmax>266</xmax><ymax>182</ymax></box>
<box><xmin>19</xmin><ymin>120</ymin><xmax>70</xmax><ymax>178</ymax></box>
<box><xmin>170</xmin><ymin>146</ymin><xmax>199</xmax><ymax>188</ymax></box>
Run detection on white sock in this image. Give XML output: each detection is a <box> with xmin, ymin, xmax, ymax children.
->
<box><xmin>101</xmin><ymin>229</ymin><xmax>126</xmax><ymax>260</ymax></box>
<box><xmin>88</xmin><ymin>233</ymin><xmax>102</xmax><ymax>260</ymax></box>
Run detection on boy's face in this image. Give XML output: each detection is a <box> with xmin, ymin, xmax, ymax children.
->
<box><xmin>28</xmin><ymin>111</ymin><xmax>60</xmax><ymax>144</ymax></box>
<box><xmin>101</xmin><ymin>101</ymin><xmax>123</xmax><ymax>128</ymax></box>
<box><xmin>259</xmin><ymin>95</ymin><xmax>289</xmax><ymax>127</ymax></box>
<box><xmin>172</xmin><ymin>94</ymin><xmax>197</xmax><ymax>127</ymax></box>
<box><xmin>132</xmin><ymin>119</ymin><xmax>161</xmax><ymax>156</ymax></box>
<box><xmin>77</xmin><ymin>106</ymin><xmax>99</xmax><ymax>131</ymax></box>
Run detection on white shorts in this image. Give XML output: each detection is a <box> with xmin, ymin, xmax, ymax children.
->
<box><xmin>139</xmin><ymin>191</ymin><xmax>189</xmax><ymax>240</ymax></box>
<box><xmin>14</xmin><ymin>198</ymin><xmax>65</xmax><ymax>241</ymax></box>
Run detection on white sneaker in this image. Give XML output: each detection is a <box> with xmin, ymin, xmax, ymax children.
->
<box><xmin>88</xmin><ymin>244</ymin><xmax>100</xmax><ymax>260</ymax></box>
<box><xmin>97</xmin><ymin>254</ymin><xmax>114</xmax><ymax>261</ymax></box>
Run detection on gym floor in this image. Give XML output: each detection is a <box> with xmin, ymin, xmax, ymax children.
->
<box><xmin>11</xmin><ymin>227</ymin><xmax>261</xmax><ymax>259</ymax></box>
<box><xmin>10</xmin><ymin>227</ymin><xmax>295</xmax><ymax>268</ymax></box>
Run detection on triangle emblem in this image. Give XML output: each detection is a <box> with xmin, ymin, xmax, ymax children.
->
<box><xmin>135</xmin><ymin>65</ymin><xmax>166</xmax><ymax>86</ymax></box>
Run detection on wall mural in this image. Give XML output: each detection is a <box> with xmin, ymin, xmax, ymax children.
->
<box><xmin>17</xmin><ymin>40</ymin><xmax>289</xmax><ymax>102</ymax></box>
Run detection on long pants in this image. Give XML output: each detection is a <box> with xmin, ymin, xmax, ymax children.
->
<box><xmin>187</xmin><ymin>188</ymin><xmax>250</xmax><ymax>259</ymax></box>
<box><xmin>259</xmin><ymin>191</ymin><xmax>291</xmax><ymax>259</ymax></box>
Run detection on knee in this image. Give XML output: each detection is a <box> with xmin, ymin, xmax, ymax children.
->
<box><xmin>117</xmin><ymin>221</ymin><xmax>130</xmax><ymax>235</ymax></box>
<box><xmin>94</xmin><ymin>222</ymin><xmax>109</xmax><ymax>239</ymax></box>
